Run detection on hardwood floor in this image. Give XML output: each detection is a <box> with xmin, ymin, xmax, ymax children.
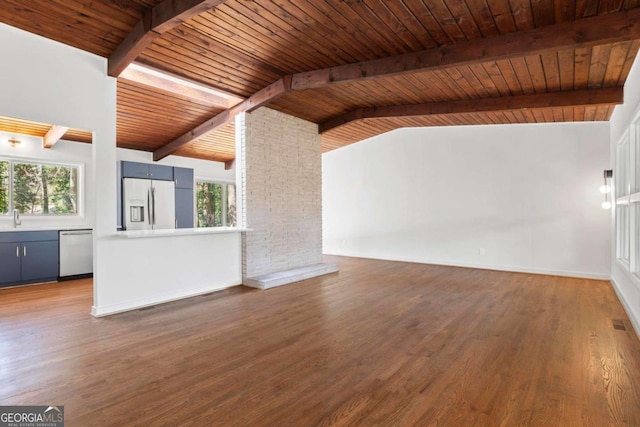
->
<box><xmin>1</xmin><ymin>256</ymin><xmax>640</xmax><ymax>426</ymax></box>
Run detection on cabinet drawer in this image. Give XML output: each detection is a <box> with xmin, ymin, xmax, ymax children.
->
<box><xmin>0</xmin><ymin>231</ymin><xmax>58</xmax><ymax>243</ymax></box>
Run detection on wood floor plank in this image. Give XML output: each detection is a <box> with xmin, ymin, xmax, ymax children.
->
<box><xmin>1</xmin><ymin>256</ymin><xmax>640</xmax><ymax>425</ymax></box>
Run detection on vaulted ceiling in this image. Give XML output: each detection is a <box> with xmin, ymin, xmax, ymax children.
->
<box><xmin>1</xmin><ymin>0</ymin><xmax>639</xmax><ymax>162</ymax></box>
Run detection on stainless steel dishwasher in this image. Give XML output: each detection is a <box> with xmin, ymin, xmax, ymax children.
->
<box><xmin>59</xmin><ymin>229</ymin><xmax>93</xmax><ymax>279</ymax></box>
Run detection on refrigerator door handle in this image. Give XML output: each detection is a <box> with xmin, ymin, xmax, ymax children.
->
<box><xmin>152</xmin><ymin>186</ymin><xmax>156</xmax><ymax>225</ymax></box>
<box><xmin>147</xmin><ymin>188</ymin><xmax>152</xmax><ymax>225</ymax></box>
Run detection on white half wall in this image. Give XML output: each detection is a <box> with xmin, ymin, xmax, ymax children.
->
<box><xmin>610</xmin><ymin>52</ymin><xmax>640</xmax><ymax>333</ymax></box>
<box><xmin>92</xmin><ymin>233</ymin><xmax>242</xmax><ymax>316</ymax></box>
<box><xmin>323</xmin><ymin>122</ymin><xmax>611</xmax><ymax>279</ymax></box>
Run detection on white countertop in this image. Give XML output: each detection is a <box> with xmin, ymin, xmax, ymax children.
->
<box><xmin>115</xmin><ymin>227</ymin><xmax>249</xmax><ymax>238</ymax></box>
<box><xmin>0</xmin><ymin>225</ymin><xmax>93</xmax><ymax>233</ymax></box>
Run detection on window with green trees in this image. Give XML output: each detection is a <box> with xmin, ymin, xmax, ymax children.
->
<box><xmin>0</xmin><ymin>159</ymin><xmax>79</xmax><ymax>215</ymax></box>
<box><xmin>196</xmin><ymin>181</ymin><xmax>236</xmax><ymax>227</ymax></box>
<box><xmin>0</xmin><ymin>160</ymin><xmax>8</xmax><ymax>214</ymax></box>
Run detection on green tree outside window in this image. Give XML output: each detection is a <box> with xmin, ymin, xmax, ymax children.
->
<box><xmin>1</xmin><ymin>159</ymin><xmax>78</xmax><ymax>215</ymax></box>
<box><xmin>0</xmin><ymin>161</ymin><xmax>8</xmax><ymax>214</ymax></box>
<box><xmin>196</xmin><ymin>182</ymin><xmax>236</xmax><ymax>227</ymax></box>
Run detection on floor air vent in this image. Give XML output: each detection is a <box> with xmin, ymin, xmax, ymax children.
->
<box><xmin>612</xmin><ymin>319</ymin><xmax>627</xmax><ymax>331</ymax></box>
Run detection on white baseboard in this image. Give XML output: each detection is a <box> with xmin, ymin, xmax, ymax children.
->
<box><xmin>90</xmin><ymin>280</ymin><xmax>242</xmax><ymax>317</ymax></box>
<box><xmin>323</xmin><ymin>250</ymin><xmax>611</xmax><ymax>281</ymax></box>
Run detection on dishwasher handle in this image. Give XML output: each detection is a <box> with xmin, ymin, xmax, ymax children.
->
<box><xmin>60</xmin><ymin>230</ymin><xmax>92</xmax><ymax>236</ymax></box>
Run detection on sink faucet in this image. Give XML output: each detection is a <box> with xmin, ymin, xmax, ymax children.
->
<box><xmin>12</xmin><ymin>209</ymin><xmax>21</xmax><ymax>228</ymax></box>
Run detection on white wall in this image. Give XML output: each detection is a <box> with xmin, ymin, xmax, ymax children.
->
<box><xmin>323</xmin><ymin>122</ymin><xmax>611</xmax><ymax>279</ymax></box>
<box><xmin>0</xmin><ymin>24</ymin><xmax>242</xmax><ymax>315</ymax></box>
<box><xmin>610</xmin><ymin>53</ymin><xmax>640</xmax><ymax>333</ymax></box>
<box><xmin>0</xmin><ymin>23</ymin><xmax>116</xmax><ymax>309</ymax></box>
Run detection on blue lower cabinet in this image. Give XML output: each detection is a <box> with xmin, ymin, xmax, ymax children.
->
<box><xmin>21</xmin><ymin>241</ymin><xmax>59</xmax><ymax>282</ymax></box>
<box><xmin>0</xmin><ymin>242</ymin><xmax>21</xmax><ymax>286</ymax></box>
<box><xmin>0</xmin><ymin>232</ymin><xmax>59</xmax><ymax>287</ymax></box>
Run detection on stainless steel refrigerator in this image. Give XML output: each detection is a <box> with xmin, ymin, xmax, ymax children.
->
<box><xmin>123</xmin><ymin>178</ymin><xmax>175</xmax><ymax>230</ymax></box>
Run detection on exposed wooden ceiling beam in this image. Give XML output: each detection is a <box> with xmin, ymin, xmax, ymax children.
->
<box><xmin>152</xmin><ymin>9</ymin><xmax>640</xmax><ymax>160</ymax></box>
<box><xmin>153</xmin><ymin>76</ymin><xmax>292</xmax><ymax>161</ymax></box>
<box><xmin>292</xmin><ymin>9</ymin><xmax>640</xmax><ymax>90</ymax></box>
<box><xmin>108</xmin><ymin>0</ymin><xmax>227</xmax><ymax>77</ymax></box>
<box><xmin>319</xmin><ymin>88</ymin><xmax>624</xmax><ymax>133</ymax></box>
<box><xmin>43</xmin><ymin>125</ymin><xmax>70</xmax><ymax>148</ymax></box>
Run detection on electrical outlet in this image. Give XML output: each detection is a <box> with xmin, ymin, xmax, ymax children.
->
<box><xmin>479</xmin><ymin>247</ymin><xmax>486</xmax><ymax>256</ymax></box>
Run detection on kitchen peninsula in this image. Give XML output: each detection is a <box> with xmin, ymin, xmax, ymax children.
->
<box><xmin>93</xmin><ymin>226</ymin><xmax>247</xmax><ymax>317</ymax></box>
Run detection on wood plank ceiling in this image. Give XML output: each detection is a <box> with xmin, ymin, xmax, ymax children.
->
<box><xmin>0</xmin><ymin>115</ymin><xmax>92</xmax><ymax>144</ymax></box>
<box><xmin>1</xmin><ymin>0</ymin><xmax>639</xmax><ymax>161</ymax></box>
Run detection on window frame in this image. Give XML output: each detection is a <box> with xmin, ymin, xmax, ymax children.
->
<box><xmin>632</xmin><ymin>122</ymin><xmax>640</xmax><ymax>276</ymax></box>
<box><xmin>0</xmin><ymin>156</ymin><xmax>84</xmax><ymax>218</ymax></box>
<box><xmin>615</xmin><ymin>113</ymin><xmax>640</xmax><ymax>276</ymax></box>
<box><xmin>615</xmin><ymin>131</ymin><xmax>631</xmax><ymax>268</ymax></box>
<box><xmin>195</xmin><ymin>178</ymin><xmax>235</xmax><ymax>228</ymax></box>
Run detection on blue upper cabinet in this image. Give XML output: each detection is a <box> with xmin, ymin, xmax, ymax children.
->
<box><xmin>121</xmin><ymin>161</ymin><xmax>174</xmax><ymax>181</ymax></box>
<box><xmin>150</xmin><ymin>164</ymin><xmax>174</xmax><ymax>181</ymax></box>
<box><xmin>174</xmin><ymin>167</ymin><xmax>194</xmax><ymax>189</ymax></box>
<box><xmin>121</xmin><ymin>161</ymin><xmax>150</xmax><ymax>179</ymax></box>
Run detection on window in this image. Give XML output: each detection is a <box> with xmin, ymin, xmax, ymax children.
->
<box><xmin>0</xmin><ymin>159</ymin><xmax>79</xmax><ymax>215</ymax></box>
<box><xmin>616</xmin><ymin>134</ymin><xmax>631</xmax><ymax>265</ymax></box>
<box><xmin>0</xmin><ymin>160</ymin><xmax>8</xmax><ymax>214</ymax></box>
<box><xmin>196</xmin><ymin>181</ymin><xmax>236</xmax><ymax>227</ymax></box>
<box><xmin>615</xmin><ymin>122</ymin><xmax>640</xmax><ymax>274</ymax></box>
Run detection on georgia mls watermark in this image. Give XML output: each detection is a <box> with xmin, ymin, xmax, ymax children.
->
<box><xmin>0</xmin><ymin>406</ymin><xmax>64</xmax><ymax>427</ymax></box>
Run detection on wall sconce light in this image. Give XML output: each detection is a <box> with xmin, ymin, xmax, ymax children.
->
<box><xmin>8</xmin><ymin>138</ymin><xmax>21</xmax><ymax>147</ymax></box>
<box><xmin>601</xmin><ymin>169</ymin><xmax>613</xmax><ymax>209</ymax></box>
